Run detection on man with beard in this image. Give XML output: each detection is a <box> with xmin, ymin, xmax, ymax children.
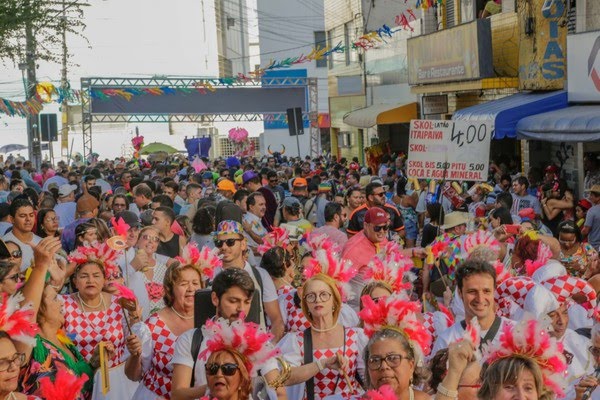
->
<box><xmin>347</xmin><ymin>181</ymin><xmax>404</xmax><ymax>237</ymax></box>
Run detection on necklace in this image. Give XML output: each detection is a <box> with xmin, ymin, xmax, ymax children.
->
<box><xmin>310</xmin><ymin>323</ymin><xmax>338</xmax><ymax>333</ymax></box>
<box><xmin>171</xmin><ymin>307</ymin><xmax>193</xmax><ymax>320</ymax></box>
<box><xmin>5</xmin><ymin>392</ymin><xmax>17</xmax><ymax>400</ymax></box>
<box><xmin>77</xmin><ymin>292</ymin><xmax>105</xmax><ymax>311</ymax></box>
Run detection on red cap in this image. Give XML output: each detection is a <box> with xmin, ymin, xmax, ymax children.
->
<box><xmin>364</xmin><ymin>207</ymin><xmax>389</xmax><ymax>225</ymax></box>
<box><xmin>545</xmin><ymin>165</ymin><xmax>559</xmax><ymax>174</ymax></box>
<box><xmin>518</xmin><ymin>207</ymin><xmax>536</xmax><ymax>221</ymax></box>
<box><xmin>578</xmin><ymin>199</ymin><xmax>592</xmax><ymax>211</ymax></box>
<box><xmin>293</xmin><ymin>177</ymin><xmax>308</xmax><ymax>187</ymax></box>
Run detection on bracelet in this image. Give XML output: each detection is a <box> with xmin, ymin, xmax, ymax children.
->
<box><xmin>437</xmin><ymin>383</ymin><xmax>458</xmax><ymax>398</ymax></box>
<box><xmin>269</xmin><ymin>357</ymin><xmax>292</xmax><ymax>389</ymax></box>
<box><xmin>315</xmin><ymin>359</ymin><xmax>324</xmax><ymax>371</ymax></box>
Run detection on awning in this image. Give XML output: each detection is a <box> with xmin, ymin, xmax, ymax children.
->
<box><xmin>452</xmin><ymin>90</ymin><xmax>568</xmax><ymax>139</ymax></box>
<box><xmin>517</xmin><ymin>105</ymin><xmax>600</xmax><ymax>142</ymax></box>
<box><xmin>343</xmin><ymin>102</ymin><xmax>417</xmax><ymax>128</ymax></box>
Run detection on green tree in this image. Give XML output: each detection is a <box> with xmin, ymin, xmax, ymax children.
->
<box><xmin>0</xmin><ymin>0</ymin><xmax>87</xmax><ymax>65</ymax></box>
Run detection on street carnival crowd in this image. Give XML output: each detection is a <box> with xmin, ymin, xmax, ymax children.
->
<box><xmin>0</xmin><ymin>150</ymin><xmax>598</xmax><ymax>400</ymax></box>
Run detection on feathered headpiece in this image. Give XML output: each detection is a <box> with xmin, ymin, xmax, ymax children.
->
<box><xmin>462</xmin><ymin>230</ymin><xmax>501</xmax><ymax>257</ymax></box>
<box><xmin>0</xmin><ymin>292</ymin><xmax>39</xmax><ymax>345</ymax></box>
<box><xmin>68</xmin><ymin>242</ymin><xmax>121</xmax><ymax>280</ymax></box>
<box><xmin>360</xmin><ymin>385</ymin><xmax>398</xmax><ymax>400</ymax></box>
<box><xmin>107</xmin><ymin>217</ymin><xmax>129</xmax><ymax>251</ymax></box>
<box><xmin>461</xmin><ymin>316</ymin><xmax>482</xmax><ymax>349</ymax></box>
<box><xmin>257</xmin><ymin>227</ymin><xmax>291</xmax><ymax>255</ymax></box>
<box><xmin>38</xmin><ymin>365</ymin><xmax>89</xmax><ymax>400</ymax></box>
<box><xmin>175</xmin><ymin>243</ymin><xmax>222</xmax><ymax>280</ymax></box>
<box><xmin>493</xmin><ymin>260</ymin><xmax>512</xmax><ymax>285</ymax></box>
<box><xmin>481</xmin><ymin>317</ymin><xmax>568</xmax><ymax>397</ymax></box>
<box><xmin>358</xmin><ymin>293</ymin><xmax>432</xmax><ymax>364</ymax></box>
<box><xmin>303</xmin><ymin>249</ymin><xmax>357</xmax><ymax>300</ymax></box>
<box><xmin>302</xmin><ymin>232</ymin><xmax>340</xmax><ymax>256</ymax></box>
<box><xmin>364</xmin><ymin>246</ymin><xmax>415</xmax><ymax>293</ymax></box>
<box><xmin>525</xmin><ymin>242</ymin><xmax>553</xmax><ymax>277</ymax></box>
<box><xmin>423</xmin><ymin>305</ymin><xmax>454</xmax><ymax>342</ymax></box>
<box><xmin>199</xmin><ymin>317</ymin><xmax>280</xmax><ymax>376</ymax></box>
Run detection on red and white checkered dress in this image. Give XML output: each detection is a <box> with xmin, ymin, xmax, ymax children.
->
<box><xmin>277</xmin><ymin>284</ymin><xmax>294</xmax><ymax>297</ymax></box>
<box><xmin>281</xmin><ymin>290</ymin><xmax>311</xmax><ymax>333</ymax></box>
<box><xmin>141</xmin><ymin>314</ymin><xmax>177</xmax><ymax>399</ymax></box>
<box><xmin>295</xmin><ymin>328</ymin><xmax>364</xmax><ymax>400</ymax></box>
<box><xmin>63</xmin><ymin>294</ymin><xmax>126</xmax><ymax>367</ymax></box>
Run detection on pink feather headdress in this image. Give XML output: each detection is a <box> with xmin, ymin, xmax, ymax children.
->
<box><xmin>364</xmin><ymin>246</ymin><xmax>415</xmax><ymax>293</ymax></box>
<box><xmin>360</xmin><ymin>385</ymin><xmax>398</xmax><ymax>400</ymax></box>
<box><xmin>109</xmin><ymin>282</ymin><xmax>137</xmax><ymax>303</ymax></box>
<box><xmin>358</xmin><ymin>293</ymin><xmax>432</xmax><ymax>364</ymax></box>
<box><xmin>482</xmin><ymin>317</ymin><xmax>568</xmax><ymax>397</ymax></box>
<box><xmin>493</xmin><ymin>260</ymin><xmax>512</xmax><ymax>285</ymax></box>
<box><xmin>302</xmin><ymin>232</ymin><xmax>341</xmax><ymax>255</ymax></box>
<box><xmin>110</xmin><ymin>216</ymin><xmax>129</xmax><ymax>238</ymax></box>
<box><xmin>0</xmin><ymin>292</ymin><xmax>39</xmax><ymax>345</ymax></box>
<box><xmin>525</xmin><ymin>242</ymin><xmax>553</xmax><ymax>277</ymax></box>
<box><xmin>176</xmin><ymin>243</ymin><xmax>222</xmax><ymax>280</ymax></box>
<box><xmin>68</xmin><ymin>242</ymin><xmax>121</xmax><ymax>280</ymax></box>
<box><xmin>38</xmin><ymin>364</ymin><xmax>89</xmax><ymax>400</ymax></box>
<box><xmin>302</xmin><ymin>249</ymin><xmax>357</xmax><ymax>300</ymax></box>
<box><xmin>462</xmin><ymin>230</ymin><xmax>501</xmax><ymax>257</ymax></box>
<box><xmin>423</xmin><ymin>306</ymin><xmax>454</xmax><ymax>342</ymax></box>
<box><xmin>199</xmin><ymin>317</ymin><xmax>280</xmax><ymax>376</ymax></box>
<box><xmin>257</xmin><ymin>227</ymin><xmax>291</xmax><ymax>255</ymax></box>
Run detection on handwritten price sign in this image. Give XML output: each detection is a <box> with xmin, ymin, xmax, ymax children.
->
<box><xmin>407</xmin><ymin>119</ymin><xmax>493</xmax><ymax>181</ymax></box>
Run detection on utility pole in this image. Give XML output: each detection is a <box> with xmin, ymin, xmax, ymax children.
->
<box><xmin>60</xmin><ymin>0</ymin><xmax>69</xmax><ymax>162</ymax></box>
<box><xmin>25</xmin><ymin>0</ymin><xmax>41</xmax><ymax>169</ymax></box>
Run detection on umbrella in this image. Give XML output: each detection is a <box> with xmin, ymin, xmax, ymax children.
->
<box><xmin>0</xmin><ymin>144</ymin><xmax>27</xmax><ymax>153</ymax></box>
<box><xmin>139</xmin><ymin>142</ymin><xmax>179</xmax><ymax>155</ymax></box>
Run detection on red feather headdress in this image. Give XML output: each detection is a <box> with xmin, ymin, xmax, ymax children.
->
<box><xmin>0</xmin><ymin>292</ymin><xmax>39</xmax><ymax>345</ymax></box>
<box><xmin>358</xmin><ymin>293</ymin><xmax>432</xmax><ymax>365</ymax></box>
<box><xmin>302</xmin><ymin>232</ymin><xmax>341</xmax><ymax>256</ymax></box>
<box><xmin>360</xmin><ymin>385</ymin><xmax>398</xmax><ymax>400</ymax></box>
<box><xmin>462</xmin><ymin>230</ymin><xmax>501</xmax><ymax>257</ymax></box>
<box><xmin>38</xmin><ymin>364</ymin><xmax>89</xmax><ymax>400</ymax></box>
<box><xmin>364</xmin><ymin>245</ymin><xmax>415</xmax><ymax>293</ymax></box>
<box><xmin>257</xmin><ymin>227</ymin><xmax>291</xmax><ymax>255</ymax></box>
<box><xmin>303</xmin><ymin>249</ymin><xmax>358</xmax><ymax>300</ymax></box>
<box><xmin>482</xmin><ymin>317</ymin><xmax>568</xmax><ymax>397</ymax></box>
<box><xmin>68</xmin><ymin>242</ymin><xmax>121</xmax><ymax>280</ymax></box>
<box><xmin>199</xmin><ymin>317</ymin><xmax>280</xmax><ymax>376</ymax></box>
<box><xmin>176</xmin><ymin>243</ymin><xmax>222</xmax><ymax>280</ymax></box>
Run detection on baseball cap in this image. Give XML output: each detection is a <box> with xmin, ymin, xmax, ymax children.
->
<box><xmin>292</xmin><ymin>177</ymin><xmax>308</xmax><ymax>187</ymax></box>
<box><xmin>58</xmin><ymin>184</ymin><xmax>77</xmax><ymax>197</ymax></box>
<box><xmin>242</xmin><ymin>171</ymin><xmax>259</xmax><ymax>184</ymax></box>
<box><xmin>282</xmin><ymin>196</ymin><xmax>301</xmax><ymax>208</ymax></box>
<box><xmin>76</xmin><ymin>194</ymin><xmax>100</xmax><ymax>215</ymax></box>
<box><xmin>216</xmin><ymin>220</ymin><xmax>244</xmax><ymax>236</ymax></box>
<box><xmin>578</xmin><ymin>199</ymin><xmax>592</xmax><ymax>211</ymax></box>
<box><xmin>518</xmin><ymin>208</ymin><xmax>536</xmax><ymax>222</ymax></box>
<box><xmin>364</xmin><ymin>207</ymin><xmax>389</xmax><ymax>225</ymax></box>
<box><xmin>217</xmin><ymin>179</ymin><xmax>237</xmax><ymax>193</ymax></box>
<box><xmin>318</xmin><ymin>182</ymin><xmax>332</xmax><ymax>193</ymax></box>
<box><xmin>114</xmin><ymin>211</ymin><xmax>141</xmax><ymax>229</ymax></box>
<box><xmin>202</xmin><ymin>171</ymin><xmax>214</xmax><ymax>180</ymax></box>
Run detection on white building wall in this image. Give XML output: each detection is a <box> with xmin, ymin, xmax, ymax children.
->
<box><xmin>257</xmin><ymin>0</ymin><xmax>328</xmax><ymax>158</ymax></box>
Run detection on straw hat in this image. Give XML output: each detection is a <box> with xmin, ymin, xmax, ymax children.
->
<box><xmin>441</xmin><ymin>211</ymin><xmax>469</xmax><ymax>230</ymax></box>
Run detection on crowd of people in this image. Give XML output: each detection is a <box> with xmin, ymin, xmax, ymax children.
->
<box><xmin>0</xmin><ymin>150</ymin><xmax>597</xmax><ymax>400</ymax></box>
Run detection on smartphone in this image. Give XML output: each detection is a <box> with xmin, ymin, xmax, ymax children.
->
<box><xmin>503</xmin><ymin>224</ymin><xmax>521</xmax><ymax>235</ymax></box>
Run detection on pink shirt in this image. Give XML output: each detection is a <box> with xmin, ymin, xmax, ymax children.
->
<box><xmin>312</xmin><ymin>225</ymin><xmax>348</xmax><ymax>249</ymax></box>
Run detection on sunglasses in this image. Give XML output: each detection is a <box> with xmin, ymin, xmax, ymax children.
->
<box><xmin>214</xmin><ymin>238</ymin><xmax>243</xmax><ymax>248</ymax></box>
<box><xmin>8</xmin><ymin>250</ymin><xmax>22</xmax><ymax>258</ymax></box>
<box><xmin>205</xmin><ymin>362</ymin><xmax>239</xmax><ymax>376</ymax></box>
<box><xmin>373</xmin><ymin>224</ymin><xmax>390</xmax><ymax>232</ymax></box>
<box><xmin>141</xmin><ymin>234</ymin><xmax>160</xmax><ymax>243</ymax></box>
<box><xmin>372</xmin><ymin>192</ymin><xmax>386</xmax><ymax>197</ymax></box>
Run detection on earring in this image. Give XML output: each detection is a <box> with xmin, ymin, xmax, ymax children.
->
<box><xmin>332</xmin><ymin>307</ymin><xmax>336</xmax><ymax>311</ymax></box>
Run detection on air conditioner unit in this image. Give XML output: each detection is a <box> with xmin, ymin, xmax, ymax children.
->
<box><xmin>338</xmin><ymin>131</ymin><xmax>352</xmax><ymax>148</ymax></box>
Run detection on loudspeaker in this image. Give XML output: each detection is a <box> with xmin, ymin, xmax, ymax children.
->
<box><xmin>39</xmin><ymin>114</ymin><xmax>58</xmax><ymax>142</ymax></box>
<box><xmin>286</xmin><ymin>107</ymin><xmax>304</xmax><ymax>136</ymax></box>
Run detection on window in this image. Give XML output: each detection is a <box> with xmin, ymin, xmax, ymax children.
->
<box><xmin>338</xmin><ymin>131</ymin><xmax>352</xmax><ymax>147</ymax></box>
<box><xmin>314</xmin><ymin>31</ymin><xmax>327</xmax><ymax>68</ymax></box>
<box><xmin>227</xmin><ymin>17</ymin><xmax>235</xmax><ymax>29</ymax></box>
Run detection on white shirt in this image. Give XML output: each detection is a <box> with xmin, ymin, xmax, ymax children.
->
<box><xmin>2</xmin><ymin>231</ymin><xmax>41</xmax><ymax>271</ymax></box>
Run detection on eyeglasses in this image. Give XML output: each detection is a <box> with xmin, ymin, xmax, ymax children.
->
<box><xmin>372</xmin><ymin>192</ymin><xmax>386</xmax><ymax>197</ymax></box>
<box><xmin>214</xmin><ymin>238</ymin><xmax>243</xmax><ymax>248</ymax></box>
<box><xmin>373</xmin><ymin>225</ymin><xmax>390</xmax><ymax>233</ymax></box>
<box><xmin>0</xmin><ymin>353</ymin><xmax>25</xmax><ymax>372</ymax></box>
<box><xmin>367</xmin><ymin>353</ymin><xmax>410</xmax><ymax>370</ymax></box>
<box><xmin>589</xmin><ymin>346</ymin><xmax>600</xmax><ymax>357</ymax></box>
<box><xmin>4</xmin><ymin>273</ymin><xmax>20</xmax><ymax>283</ymax></box>
<box><xmin>304</xmin><ymin>291</ymin><xmax>332</xmax><ymax>303</ymax></box>
<box><xmin>141</xmin><ymin>234</ymin><xmax>160</xmax><ymax>243</ymax></box>
<box><xmin>9</xmin><ymin>250</ymin><xmax>21</xmax><ymax>258</ymax></box>
<box><xmin>205</xmin><ymin>362</ymin><xmax>239</xmax><ymax>376</ymax></box>
<box><xmin>44</xmin><ymin>216</ymin><xmax>59</xmax><ymax>223</ymax></box>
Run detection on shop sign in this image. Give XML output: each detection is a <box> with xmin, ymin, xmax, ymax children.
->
<box><xmin>422</xmin><ymin>95</ymin><xmax>448</xmax><ymax>115</ymax></box>
<box><xmin>568</xmin><ymin>30</ymin><xmax>600</xmax><ymax>102</ymax></box>
<box><xmin>518</xmin><ymin>0</ymin><xmax>567</xmax><ymax>90</ymax></box>
<box><xmin>407</xmin><ymin>119</ymin><xmax>492</xmax><ymax>182</ymax></box>
<box><xmin>407</xmin><ymin>19</ymin><xmax>493</xmax><ymax>85</ymax></box>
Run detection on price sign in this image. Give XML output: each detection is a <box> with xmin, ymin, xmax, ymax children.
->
<box><xmin>407</xmin><ymin>119</ymin><xmax>493</xmax><ymax>182</ymax></box>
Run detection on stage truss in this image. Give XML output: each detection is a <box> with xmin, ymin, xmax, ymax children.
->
<box><xmin>81</xmin><ymin>76</ymin><xmax>319</xmax><ymax>158</ymax></box>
